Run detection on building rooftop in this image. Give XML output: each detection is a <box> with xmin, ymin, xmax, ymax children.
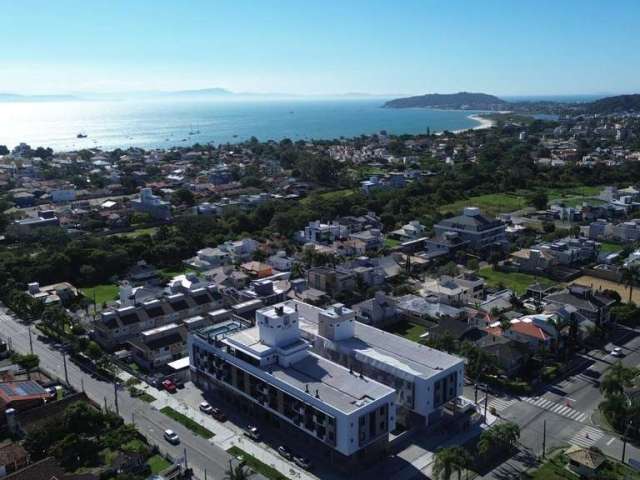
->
<box><xmin>295</xmin><ymin>301</ymin><xmax>463</xmax><ymax>381</ymax></box>
<box><xmin>269</xmin><ymin>352</ymin><xmax>394</xmax><ymax>414</ymax></box>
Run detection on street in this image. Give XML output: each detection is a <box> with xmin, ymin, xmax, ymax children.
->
<box><xmin>473</xmin><ymin>323</ymin><xmax>640</xmax><ymax>479</ymax></box>
<box><xmin>0</xmin><ymin>308</ymin><xmax>237</xmax><ymax>480</ymax></box>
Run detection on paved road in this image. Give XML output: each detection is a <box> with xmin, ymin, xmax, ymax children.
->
<box><xmin>0</xmin><ymin>307</ymin><xmax>238</xmax><ymax>480</ymax></box>
<box><xmin>472</xmin><ymin>324</ymin><xmax>640</xmax><ymax>478</ymax></box>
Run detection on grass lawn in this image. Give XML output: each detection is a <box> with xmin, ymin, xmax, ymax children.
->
<box><xmin>158</xmin><ymin>265</ymin><xmax>196</xmax><ymax>279</ymax></box>
<box><xmin>115</xmin><ymin>227</ymin><xmax>158</xmax><ymax>238</ymax></box>
<box><xmin>80</xmin><ymin>284</ymin><xmax>119</xmax><ymax>307</ymax></box>
<box><xmin>530</xmin><ymin>452</ymin><xmax>640</xmax><ymax>480</ymax></box>
<box><xmin>479</xmin><ymin>267</ymin><xmax>556</xmax><ymax>295</ymax></box>
<box><xmin>147</xmin><ymin>454</ymin><xmax>171</xmax><ymax>474</ymax></box>
<box><xmin>384</xmin><ymin>237</ymin><xmax>401</xmax><ymax>248</ymax></box>
<box><xmin>227</xmin><ymin>446</ymin><xmax>288</xmax><ymax>480</ymax></box>
<box><xmin>300</xmin><ymin>188</ymin><xmax>358</xmax><ymax>207</ymax></box>
<box><xmin>160</xmin><ymin>407</ymin><xmax>214</xmax><ymax>439</ymax></box>
<box><xmin>383</xmin><ymin>320</ymin><xmax>428</xmax><ymax>343</ymax></box>
<box><xmin>439</xmin><ymin>193</ymin><xmax>529</xmax><ymax>217</ymax></box>
<box><xmin>599</xmin><ymin>241</ymin><xmax>624</xmax><ymax>254</ymax></box>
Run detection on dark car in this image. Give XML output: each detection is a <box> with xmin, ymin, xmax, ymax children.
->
<box><xmin>277</xmin><ymin>445</ymin><xmax>292</xmax><ymax>460</ymax></box>
<box><xmin>211</xmin><ymin>407</ymin><xmax>227</xmax><ymax>422</ymax></box>
<box><xmin>244</xmin><ymin>425</ymin><xmax>261</xmax><ymax>441</ymax></box>
<box><xmin>293</xmin><ymin>455</ymin><xmax>312</xmax><ymax>470</ymax></box>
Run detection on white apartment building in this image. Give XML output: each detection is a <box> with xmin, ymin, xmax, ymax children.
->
<box><xmin>189</xmin><ymin>304</ymin><xmax>396</xmax><ymax>466</ymax></box>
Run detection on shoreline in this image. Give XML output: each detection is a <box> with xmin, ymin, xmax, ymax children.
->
<box><xmin>467</xmin><ymin>113</ymin><xmax>495</xmax><ymax>130</ymax></box>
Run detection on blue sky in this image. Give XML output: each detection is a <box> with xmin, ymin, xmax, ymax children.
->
<box><xmin>1</xmin><ymin>0</ymin><xmax>639</xmax><ymax>96</ymax></box>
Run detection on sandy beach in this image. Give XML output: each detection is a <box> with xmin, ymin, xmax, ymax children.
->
<box><xmin>467</xmin><ymin>113</ymin><xmax>496</xmax><ymax>130</ymax></box>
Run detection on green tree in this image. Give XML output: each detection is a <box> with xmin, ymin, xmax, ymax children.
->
<box><xmin>432</xmin><ymin>446</ymin><xmax>471</xmax><ymax>480</ymax></box>
<box><xmin>600</xmin><ymin>362</ymin><xmax>638</xmax><ymax>397</ymax></box>
<box><xmin>622</xmin><ymin>266</ymin><xmax>640</xmax><ymax>303</ymax></box>
<box><xmin>172</xmin><ymin>188</ymin><xmax>196</xmax><ymax>207</ymax></box>
<box><xmin>527</xmin><ymin>191</ymin><xmax>549</xmax><ymax>210</ymax></box>
<box><xmin>12</xmin><ymin>353</ymin><xmax>40</xmax><ymax>379</ymax></box>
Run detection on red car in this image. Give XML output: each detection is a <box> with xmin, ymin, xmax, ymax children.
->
<box><xmin>162</xmin><ymin>379</ymin><xmax>177</xmax><ymax>393</ymax></box>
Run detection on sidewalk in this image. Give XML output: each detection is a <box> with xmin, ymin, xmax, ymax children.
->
<box><xmin>118</xmin><ymin>371</ymin><xmax>319</xmax><ymax>480</ymax></box>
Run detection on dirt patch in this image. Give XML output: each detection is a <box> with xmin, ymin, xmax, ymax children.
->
<box><xmin>571</xmin><ymin>275</ymin><xmax>640</xmax><ymax>303</ymax></box>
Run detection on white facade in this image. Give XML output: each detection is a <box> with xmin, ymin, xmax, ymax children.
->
<box><xmin>189</xmin><ymin>304</ymin><xmax>396</xmax><ymax>458</ymax></box>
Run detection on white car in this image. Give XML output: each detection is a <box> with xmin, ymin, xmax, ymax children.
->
<box><xmin>199</xmin><ymin>401</ymin><xmax>213</xmax><ymax>414</ymax></box>
<box><xmin>163</xmin><ymin>429</ymin><xmax>180</xmax><ymax>444</ymax></box>
<box><xmin>611</xmin><ymin>347</ymin><xmax>624</xmax><ymax>357</ymax></box>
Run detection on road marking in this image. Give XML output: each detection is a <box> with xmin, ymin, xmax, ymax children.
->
<box><xmin>607</xmin><ymin>437</ymin><xmax>615</xmax><ymax>446</ymax></box>
<box><xmin>569</xmin><ymin>426</ymin><xmax>605</xmax><ymax>448</ymax></box>
<box><xmin>521</xmin><ymin>396</ymin><xmax>588</xmax><ymax>423</ymax></box>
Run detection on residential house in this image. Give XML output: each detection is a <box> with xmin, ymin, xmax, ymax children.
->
<box><xmin>128</xmin><ymin>323</ymin><xmax>187</xmax><ymax>370</ymax></box>
<box><xmin>351</xmin><ymin>291</ymin><xmax>398</xmax><ymax>326</ymax></box>
<box><xmin>131</xmin><ymin>188</ymin><xmax>171</xmax><ymax>220</ymax></box>
<box><xmin>306</xmin><ymin>267</ymin><xmax>356</xmax><ymax>296</ymax></box>
<box><xmin>484</xmin><ymin>314</ymin><xmax>559</xmax><ymax>352</ymax></box>
<box><xmin>349</xmin><ymin>229</ymin><xmax>384</xmax><ymax>252</ymax></box>
<box><xmin>421</xmin><ymin>273</ymin><xmax>485</xmax><ymax>307</ymax></box>
<box><xmin>391</xmin><ymin>221</ymin><xmax>427</xmax><ymax>241</ymax></box>
<box><xmin>564</xmin><ymin>445</ymin><xmax>606</xmax><ymax>479</ymax></box>
<box><xmin>94</xmin><ymin>285</ymin><xmax>223</xmax><ymax>350</ymax></box>
<box><xmin>267</xmin><ymin>251</ymin><xmax>295</xmax><ymax>271</ymax></box>
<box><xmin>544</xmin><ymin>284</ymin><xmax>615</xmax><ymax>327</ymax></box>
<box><xmin>0</xmin><ymin>441</ymin><xmax>28</xmax><ymax>477</ymax></box>
<box><xmin>297</xmin><ymin>220</ymin><xmax>349</xmax><ymax>245</ymax></box>
<box><xmin>433</xmin><ymin>207</ymin><xmax>507</xmax><ymax>250</ymax></box>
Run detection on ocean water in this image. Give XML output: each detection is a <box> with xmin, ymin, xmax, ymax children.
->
<box><xmin>0</xmin><ymin>98</ymin><xmax>485</xmax><ymax>152</ymax></box>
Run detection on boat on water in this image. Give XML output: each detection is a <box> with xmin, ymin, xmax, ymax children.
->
<box><xmin>77</xmin><ymin>133</ymin><xmax>88</xmax><ymax>138</ymax></box>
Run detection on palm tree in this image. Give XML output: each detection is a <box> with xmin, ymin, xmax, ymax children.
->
<box><xmin>600</xmin><ymin>361</ymin><xmax>638</xmax><ymax>397</ymax></box>
<box><xmin>622</xmin><ymin>266</ymin><xmax>640</xmax><ymax>303</ymax></box>
<box><xmin>224</xmin><ymin>460</ymin><xmax>253</xmax><ymax>480</ymax></box>
<box><xmin>432</xmin><ymin>446</ymin><xmax>471</xmax><ymax>480</ymax></box>
<box><xmin>478</xmin><ymin>422</ymin><xmax>520</xmax><ymax>455</ymax></box>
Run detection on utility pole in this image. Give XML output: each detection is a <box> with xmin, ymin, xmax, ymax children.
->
<box><xmin>204</xmin><ymin>469</ymin><xmax>207</xmax><ymax>480</ymax></box>
<box><xmin>484</xmin><ymin>391</ymin><xmax>489</xmax><ymax>420</ymax></box>
<box><xmin>62</xmin><ymin>352</ymin><xmax>69</xmax><ymax>385</ymax></box>
<box><xmin>542</xmin><ymin>420</ymin><xmax>547</xmax><ymax>459</ymax></box>
<box><xmin>114</xmin><ymin>382</ymin><xmax>119</xmax><ymax>415</ymax></box>
<box><xmin>81</xmin><ymin>377</ymin><xmax>84</xmax><ymax>393</ymax></box>
<box><xmin>28</xmin><ymin>328</ymin><xmax>33</xmax><ymax>354</ymax></box>
<box><xmin>183</xmin><ymin>447</ymin><xmax>188</xmax><ymax>470</ymax></box>
<box><xmin>104</xmin><ymin>396</ymin><xmax>108</xmax><ymax>411</ymax></box>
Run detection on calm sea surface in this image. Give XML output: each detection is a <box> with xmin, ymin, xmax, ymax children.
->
<box><xmin>0</xmin><ymin>98</ymin><xmax>485</xmax><ymax>151</ymax></box>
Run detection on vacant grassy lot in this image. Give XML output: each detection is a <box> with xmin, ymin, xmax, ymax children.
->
<box><xmin>80</xmin><ymin>284</ymin><xmax>119</xmax><ymax>308</ymax></box>
<box><xmin>300</xmin><ymin>188</ymin><xmax>359</xmax><ymax>207</ymax></box>
<box><xmin>479</xmin><ymin>267</ymin><xmax>556</xmax><ymax>295</ymax></box>
<box><xmin>599</xmin><ymin>241</ymin><xmax>624</xmax><ymax>254</ymax></box>
<box><xmin>384</xmin><ymin>320</ymin><xmax>428</xmax><ymax>343</ymax></box>
<box><xmin>114</xmin><ymin>227</ymin><xmax>159</xmax><ymax>238</ymax></box>
<box><xmin>160</xmin><ymin>407</ymin><xmax>214</xmax><ymax>439</ymax></box>
<box><xmin>439</xmin><ymin>193</ymin><xmax>528</xmax><ymax>217</ymax></box>
<box><xmin>227</xmin><ymin>446</ymin><xmax>288</xmax><ymax>480</ymax></box>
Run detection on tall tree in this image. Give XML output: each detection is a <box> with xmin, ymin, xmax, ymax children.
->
<box><xmin>622</xmin><ymin>266</ymin><xmax>640</xmax><ymax>303</ymax></box>
<box><xmin>432</xmin><ymin>446</ymin><xmax>471</xmax><ymax>480</ymax></box>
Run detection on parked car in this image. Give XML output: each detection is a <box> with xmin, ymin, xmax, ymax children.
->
<box><xmin>611</xmin><ymin>347</ymin><xmax>624</xmax><ymax>357</ymax></box>
<box><xmin>211</xmin><ymin>407</ymin><xmax>227</xmax><ymax>422</ymax></box>
<box><xmin>162</xmin><ymin>379</ymin><xmax>177</xmax><ymax>393</ymax></box>
<box><xmin>199</xmin><ymin>402</ymin><xmax>213</xmax><ymax>414</ymax></box>
<box><xmin>277</xmin><ymin>445</ymin><xmax>292</xmax><ymax>460</ymax></box>
<box><xmin>293</xmin><ymin>455</ymin><xmax>312</xmax><ymax>470</ymax></box>
<box><xmin>244</xmin><ymin>425</ymin><xmax>261</xmax><ymax>441</ymax></box>
<box><xmin>163</xmin><ymin>429</ymin><xmax>180</xmax><ymax>444</ymax></box>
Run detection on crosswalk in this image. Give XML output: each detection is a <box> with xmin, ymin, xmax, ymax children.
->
<box><xmin>522</xmin><ymin>396</ymin><xmax>587</xmax><ymax>422</ymax></box>
<box><xmin>569</xmin><ymin>425</ymin><xmax>606</xmax><ymax>448</ymax></box>
<box><xmin>487</xmin><ymin>397</ymin><xmax>516</xmax><ymax>412</ymax></box>
<box><xmin>486</xmin><ymin>395</ymin><xmax>588</xmax><ymax>422</ymax></box>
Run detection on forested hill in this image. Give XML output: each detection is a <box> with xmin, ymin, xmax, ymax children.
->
<box><xmin>383</xmin><ymin>92</ymin><xmax>508</xmax><ymax>110</ymax></box>
<box><xmin>584</xmin><ymin>94</ymin><xmax>640</xmax><ymax>114</ymax></box>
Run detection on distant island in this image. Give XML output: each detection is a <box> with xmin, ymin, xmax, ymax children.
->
<box><xmin>383</xmin><ymin>92</ymin><xmax>508</xmax><ymax>110</ymax></box>
<box><xmin>384</xmin><ymin>91</ymin><xmax>640</xmax><ymax>115</ymax></box>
